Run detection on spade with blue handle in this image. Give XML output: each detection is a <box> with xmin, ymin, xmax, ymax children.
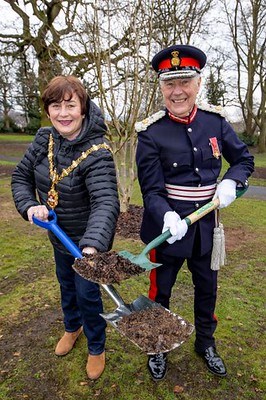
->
<box><xmin>32</xmin><ymin>210</ymin><xmax>138</xmax><ymax>317</ymax></box>
<box><xmin>32</xmin><ymin>211</ymin><xmax>194</xmax><ymax>353</ymax></box>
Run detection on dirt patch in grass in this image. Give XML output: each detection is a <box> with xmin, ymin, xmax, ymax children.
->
<box><xmin>225</xmin><ymin>227</ymin><xmax>255</xmax><ymax>252</ymax></box>
<box><xmin>252</xmin><ymin>167</ymin><xmax>266</xmax><ymax>179</ymax></box>
<box><xmin>0</xmin><ymin>164</ymin><xmax>16</xmax><ymax>176</ymax></box>
<box><xmin>0</xmin><ymin>307</ymin><xmax>63</xmax><ymax>400</ymax></box>
<box><xmin>1</xmin><ymin>259</ymin><xmax>51</xmax><ymax>295</ymax></box>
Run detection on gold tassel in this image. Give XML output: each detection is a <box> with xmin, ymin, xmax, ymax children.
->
<box><xmin>211</xmin><ymin>212</ymin><xmax>226</xmax><ymax>271</ymax></box>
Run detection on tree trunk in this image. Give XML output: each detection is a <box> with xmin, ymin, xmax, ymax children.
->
<box><xmin>257</xmin><ymin>120</ymin><xmax>266</xmax><ymax>153</ymax></box>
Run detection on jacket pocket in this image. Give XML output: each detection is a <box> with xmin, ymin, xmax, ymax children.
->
<box><xmin>202</xmin><ymin>143</ymin><xmax>222</xmax><ymax>171</ymax></box>
<box><xmin>161</xmin><ymin>151</ymin><xmax>192</xmax><ymax>171</ymax></box>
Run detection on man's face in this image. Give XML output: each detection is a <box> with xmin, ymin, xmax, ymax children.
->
<box><xmin>160</xmin><ymin>76</ymin><xmax>201</xmax><ymax>117</ymax></box>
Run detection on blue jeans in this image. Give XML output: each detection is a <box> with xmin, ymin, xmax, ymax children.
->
<box><xmin>54</xmin><ymin>248</ymin><xmax>106</xmax><ymax>355</ymax></box>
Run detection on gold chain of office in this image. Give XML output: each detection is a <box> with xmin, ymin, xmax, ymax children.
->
<box><xmin>47</xmin><ymin>133</ymin><xmax>112</xmax><ymax>209</ymax></box>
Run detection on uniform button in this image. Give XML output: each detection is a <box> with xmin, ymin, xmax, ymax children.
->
<box><xmin>198</xmin><ymin>183</ymin><xmax>201</xmax><ymax>187</ymax></box>
<box><xmin>173</xmin><ymin>162</ymin><xmax>178</xmax><ymax>167</ymax></box>
<box><xmin>188</xmin><ymin>128</ymin><xmax>192</xmax><ymax>133</ymax></box>
<box><xmin>193</xmin><ymin>147</ymin><xmax>198</xmax><ymax>152</ymax></box>
<box><xmin>195</xmin><ymin>203</ymin><xmax>199</xmax><ymax>208</ymax></box>
<box><xmin>195</xmin><ymin>167</ymin><xmax>199</xmax><ymax>172</ymax></box>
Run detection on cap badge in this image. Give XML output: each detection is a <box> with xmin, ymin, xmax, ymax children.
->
<box><xmin>170</xmin><ymin>51</ymin><xmax>180</xmax><ymax>67</ymax></box>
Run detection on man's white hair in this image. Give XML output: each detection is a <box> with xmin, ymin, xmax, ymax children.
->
<box><xmin>159</xmin><ymin>75</ymin><xmax>201</xmax><ymax>85</ymax></box>
<box><xmin>159</xmin><ymin>70</ymin><xmax>200</xmax><ymax>81</ymax></box>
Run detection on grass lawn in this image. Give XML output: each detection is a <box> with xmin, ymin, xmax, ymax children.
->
<box><xmin>0</xmin><ymin>134</ymin><xmax>265</xmax><ymax>399</ymax></box>
<box><xmin>0</xmin><ymin>169</ymin><xmax>265</xmax><ymax>399</ymax></box>
<box><xmin>0</xmin><ymin>133</ymin><xmax>34</xmax><ymax>142</ymax></box>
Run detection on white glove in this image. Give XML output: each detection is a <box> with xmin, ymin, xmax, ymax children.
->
<box><xmin>213</xmin><ymin>179</ymin><xmax>237</xmax><ymax>209</ymax></box>
<box><xmin>162</xmin><ymin>211</ymin><xmax>188</xmax><ymax>244</ymax></box>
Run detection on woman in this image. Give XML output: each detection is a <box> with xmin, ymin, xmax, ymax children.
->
<box><xmin>11</xmin><ymin>75</ymin><xmax>120</xmax><ymax>380</ymax></box>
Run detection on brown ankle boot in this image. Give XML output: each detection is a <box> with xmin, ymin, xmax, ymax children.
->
<box><xmin>55</xmin><ymin>327</ymin><xmax>83</xmax><ymax>356</ymax></box>
<box><xmin>86</xmin><ymin>351</ymin><xmax>105</xmax><ymax>380</ymax></box>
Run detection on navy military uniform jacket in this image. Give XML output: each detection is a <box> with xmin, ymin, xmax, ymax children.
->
<box><xmin>136</xmin><ymin>106</ymin><xmax>254</xmax><ymax>258</ymax></box>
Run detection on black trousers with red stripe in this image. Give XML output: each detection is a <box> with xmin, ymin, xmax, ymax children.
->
<box><xmin>149</xmin><ymin>248</ymin><xmax>218</xmax><ymax>353</ymax></box>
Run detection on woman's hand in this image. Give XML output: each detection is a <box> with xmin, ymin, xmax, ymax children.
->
<box><xmin>27</xmin><ymin>205</ymin><xmax>49</xmax><ymax>224</ymax></box>
<box><xmin>82</xmin><ymin>247</ymin><xmax>97</xmax><ymax>255</ymax></box>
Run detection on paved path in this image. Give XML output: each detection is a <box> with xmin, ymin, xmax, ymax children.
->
<box><xmin>243</xmin><ymin>186</ymin><xmax>266</xmax><ymax>200</ymax></box>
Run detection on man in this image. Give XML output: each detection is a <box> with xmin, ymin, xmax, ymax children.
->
<box><xmin>136</xmin><ymin>45</ymin><xmax>254</xmax><ymax>381</ymax></box>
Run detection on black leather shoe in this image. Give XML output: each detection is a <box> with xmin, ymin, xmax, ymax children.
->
<box><xmin>147</xmin><ymin>353</ymin><xmax>167</xmax><ymax>381</ymax></box>
<box><xmin>197</xmin><ymin>346</ymin><xmax>227</xmax><ymax>377</ymax></box>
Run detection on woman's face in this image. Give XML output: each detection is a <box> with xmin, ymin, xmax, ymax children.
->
<box><xmin>48</xmin><ymin>93</ymin><xmax>84</xmax><ymax>140</ymax></box>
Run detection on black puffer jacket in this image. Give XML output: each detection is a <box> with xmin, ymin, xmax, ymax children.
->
<box><xmin>11</xmin><ymin>100</ymin><xmax>120</xmax><ymax>254</ymax></box>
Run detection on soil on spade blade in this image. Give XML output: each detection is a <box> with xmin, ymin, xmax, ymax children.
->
<box><xmin>73</xmin><ymin>251</ymin><xmax>143</xmax><ymax>284</ymax></box>
<box><xmin>72</xmin><ymin>205</ymin><xmax>144</xmax><ymax>284</ymax></box>
<box><xmin>117</xmin><ymin>306</ymin><xmax>193</xmax><ymax>354</ymax></box>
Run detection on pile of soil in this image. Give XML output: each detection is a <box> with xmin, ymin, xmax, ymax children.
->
<box><xmin>117</xmin><ymin>306</ymin><xmax>194</xmax><ymax>354</ymax></box>
<box><xmin>73</xmin><ymin>251</ymin><xmax>143</xmax><ymax>284</ymax></box>
<box><xmin>116</xmin><ymin>205</ymin><xmax>143</xmax><ymax>239</ymax></box>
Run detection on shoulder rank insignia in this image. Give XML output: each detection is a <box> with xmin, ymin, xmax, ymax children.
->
<box><xmin>135</xmin><ymin>110</ymin><xmax>166</xmax><ymax>132</ymax></box>
<box><xmin>197</xmin><ymin>101</ymin><xmax>226</xmax><ymax>118</ymax></box>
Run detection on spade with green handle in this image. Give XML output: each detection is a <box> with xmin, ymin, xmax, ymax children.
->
<box><xmin>118</xmin><ymin>187</ymin><xmax>247</xmax><ymax>271</ymax></box>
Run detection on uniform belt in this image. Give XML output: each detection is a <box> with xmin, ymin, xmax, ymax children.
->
<box><xmin>165</xmin><ymin>183</ymin><xmax>216</xmax><ymax>201</ymax></box>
